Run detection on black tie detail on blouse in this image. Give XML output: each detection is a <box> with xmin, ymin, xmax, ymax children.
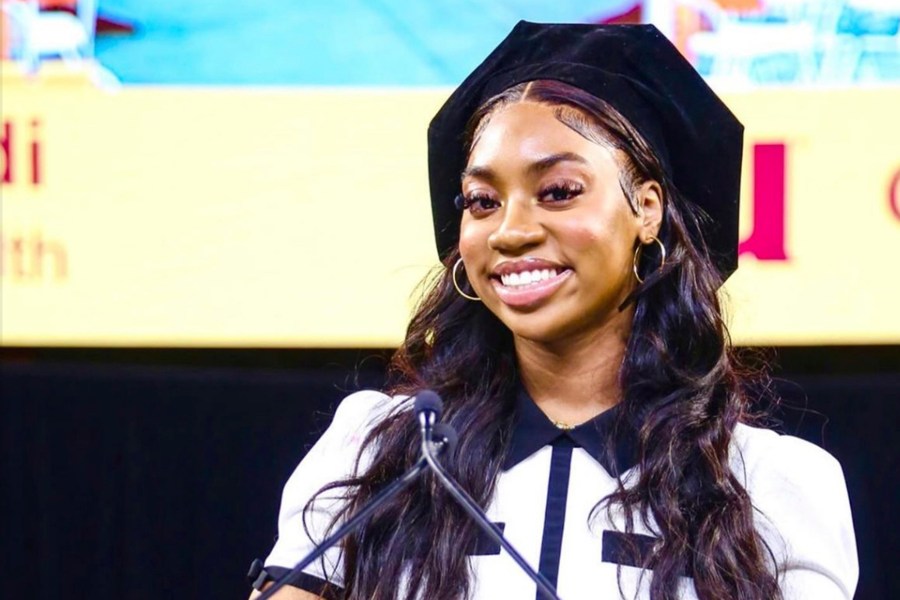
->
<box><xmin>535</xmin><ymin>438</ymin><xmax>575</xmax><ymax>599</ymax></box>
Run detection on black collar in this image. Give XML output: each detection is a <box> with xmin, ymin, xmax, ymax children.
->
<box><xmin>502</xmin><ymin>387</ymin><xmax>639</xmax><ymax>477</ymax></box>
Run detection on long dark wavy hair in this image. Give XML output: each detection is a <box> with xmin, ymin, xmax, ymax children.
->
<box><xmin>306</xmin><ymin>80</ymin><xmax>782</xmax><ymax>600</ymax></box>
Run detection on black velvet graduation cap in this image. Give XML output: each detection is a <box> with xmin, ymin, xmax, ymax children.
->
<box><xmin>427</xmin><ymin>21</ymin><xmax>744</xmax><ymax>280</ymax></box>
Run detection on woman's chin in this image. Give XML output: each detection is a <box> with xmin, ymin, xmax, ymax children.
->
<box><xmin>490</xmin><ymin>300</ymin><xmax>631</xmax><ymax>349</ymax></box>
<box><xmin>499</xmin><ymin>314</ymin><xmax>581</xmax><ymax>347</ymax></box>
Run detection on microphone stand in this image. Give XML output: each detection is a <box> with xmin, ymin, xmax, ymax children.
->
<box><xmin>256</xmin><ymin>454</ymin><xmax>433</xmax><ymax>600</ymax></box>
<box><xmin>258</xmin><ymin>385</ymin><xmax>561</xmax><ymax>600</ymax></box>
<box><xmin>420</xmin><ymin>429</ymin><xmax>563</xmax><ymax>600</ymax></box>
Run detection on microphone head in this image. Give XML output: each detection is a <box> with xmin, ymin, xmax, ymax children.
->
<box><xmin>432</xmin><ymin>422</ymin><xmax>459</xmax><ymax>457</ymax></box>
<box><xmin>414</xmin><ymin>389</ymin><xmax>443</xmax><ymax>420</ymax></box>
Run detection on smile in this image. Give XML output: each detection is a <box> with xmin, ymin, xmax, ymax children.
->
<box><xmin>499</xmin><ymin>268</ymin><xmax>560</xmax><ymax>287</ymax></box>
<box><xmin>490</xmin><ymin>260</ymin><xmax>572</xmax><ymax>308</ymax></box>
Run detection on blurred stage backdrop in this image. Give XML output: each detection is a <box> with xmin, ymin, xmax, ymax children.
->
<box><xmin>2</xmin><ymin>1</ymin><xmax>898</xmax><ymax>599</ymax></box>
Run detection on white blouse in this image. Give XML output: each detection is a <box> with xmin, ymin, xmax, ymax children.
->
<box><xmin>258</xmin><ymin>389</ymin><xmax>858</xmax><ymax>599</ymax></box>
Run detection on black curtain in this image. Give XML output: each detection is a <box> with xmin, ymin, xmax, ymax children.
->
<box><xmin>2</xmin><ymin>348</ymin><xmax>897</xmax><ymax>599</ymax></box>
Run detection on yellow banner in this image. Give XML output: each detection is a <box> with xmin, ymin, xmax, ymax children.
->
<box><xmin>2</xmin><ymin>64</ymin><xmax>899</xmax><ymax>346</ymax></box>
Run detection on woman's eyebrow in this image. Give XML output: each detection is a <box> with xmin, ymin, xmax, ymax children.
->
<box><xmin>526</xmin><ymin>152</ymin><xmax>588</xmax><ymax>175</ymax></box>
<box><xmin>460</xmin><ymin>165</ymin><xmax>496</xmax><ymax>182</ymax></box>
<box><xmin>461</xmin><ymin>152</ymin><xmax>588</xmax><ymax>182</ymax></box>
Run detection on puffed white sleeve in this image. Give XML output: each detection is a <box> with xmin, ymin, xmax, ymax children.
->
<box><xmin>260</xmin><ymin>390</ymin><xmax>401</xmax><ymax>597</ymax></box>
<box><xmin>736</xmin><ymin>427</ymin><xmax>859</xmax><ymax>600</ymax></box>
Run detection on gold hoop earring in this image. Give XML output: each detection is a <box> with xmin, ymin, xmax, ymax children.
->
<box><xmin>632</xmin><ymin>236</ymin><xmax>667</xmax><ymax>284</ymax></box>
<box><xmin>452</xmin><ymin>258</ymin><xmax>481</xmax><ymax>301</ymax></box>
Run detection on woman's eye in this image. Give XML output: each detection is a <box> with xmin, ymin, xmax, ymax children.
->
<box><xmin>462</xmin><ymin>194</ymin><xmax>500</xmax><ymax>215</ymax></box>
<box><xmin>540</xmin><ymin>182</ymin><xmax>584</xmax><ymax>203</ymax></box>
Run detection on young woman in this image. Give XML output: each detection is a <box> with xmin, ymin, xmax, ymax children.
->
<box><xmin>250</xmin><ymin>22</ymin><xmax>857</xmax><ymax>600</ymax></box>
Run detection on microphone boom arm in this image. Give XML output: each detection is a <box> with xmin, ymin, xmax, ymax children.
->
<box><xmin>419</xmin><ymin>434</ymin><xmax>563</xmax><ymax>600</ymax></box>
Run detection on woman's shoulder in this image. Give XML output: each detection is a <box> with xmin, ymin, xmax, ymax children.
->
<box><xmin>333</xmin><ymin>388</ymin><xmax>407</xmax><ymax>417</ymax></box>
<box><xmin>730</xmin><ymin>423</ymin><xmax>858</xmax><ymax>598</ymax></box>
<box><xmin>280</xmin><ymin>390</ymin><xmax>409</xmax><ymax>488</ymax></box>
<box><xmin>263</xmin><ymin>390</ymin><xmax>410</xmax><ymax>585</ymax></box>
<box><xmin>271</xmin><ymin>391</ymin><xmax>409</xmax><ymax>532</ymax></box>
<box><xmin>332</xmin><ymin>388</ymin><xmax>405</xmax><ymax>416</ymax></box>
<box><xmin>729</xmin><ymin>423</ymin><xmax>850</xmax><ymax>505</ymax></box>
<box><xmin>730</xmin><ymin>422</ymin><xmax>844</xmax><ymax>483</ymax></box>
<box><xmin>325</xmin><ymin>389</ymin><xmax>411</xmax><ymax>439</ymax></box>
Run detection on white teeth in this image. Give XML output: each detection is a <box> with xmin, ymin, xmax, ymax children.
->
<box><xmin>500</xmin><ymin>268</ymin><xmax>560</xmax><ymax>287</ymax></box>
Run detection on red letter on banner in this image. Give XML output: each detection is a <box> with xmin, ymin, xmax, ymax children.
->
<box><xmin>30</xmin><ymin>119</ymin><xmax>42</xmax><ymax>185</ymax></box>
<box><xmin>738</xmin><ymin>143</ymin><xmax>788</xmax><ymax>261</ymax></box>
<box><xmin>1</xmin><ymin>121</ymin><xmax>12</xmax><ymax>184</ymax></box>
<box><xmin>889</xmin><ymin>167</ymin><xmax>900</xmax><ymax>222</ymax></box>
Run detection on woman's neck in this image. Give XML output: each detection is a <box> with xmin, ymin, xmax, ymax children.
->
<box><xmin>514</xmin><ymin>325</ymin><xmax>628</xmax><ymax>427</ymax></box>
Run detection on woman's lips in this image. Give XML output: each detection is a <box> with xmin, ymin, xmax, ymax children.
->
<box><xmin>490</xmin><ymin>267</ymin><xmax>572</xmax><ymax>308</ymax></box>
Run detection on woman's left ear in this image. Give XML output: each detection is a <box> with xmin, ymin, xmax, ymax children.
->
<box><xmin>635</xmin><ymin>180</ymin><xmax>663</xmax><ymax>241</ymax></box>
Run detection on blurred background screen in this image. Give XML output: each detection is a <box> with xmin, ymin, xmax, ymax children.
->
<box><xmin>2</xmin><ymin>0</ymin><xmax>899</xmax><ymax>346</ymax></box>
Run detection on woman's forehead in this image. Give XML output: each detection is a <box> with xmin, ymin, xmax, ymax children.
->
<box><xmin>465</xmin><ymin>102</ymin><xmax>620</xmax><ymax>175</ymax></box>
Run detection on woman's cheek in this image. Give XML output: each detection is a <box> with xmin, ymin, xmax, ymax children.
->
<box><xmin>558</xmin><ymin>224</ymin><xmax>604</xmax><ymax>252</ymax></box>
<box><xmin>458</xmin><ymin>223</ymin><xmax>486</xmax><ymax>262</ymax></box>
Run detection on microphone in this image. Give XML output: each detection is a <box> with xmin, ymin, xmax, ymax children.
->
<box><xmin>414</xmin><ymin>389</ymin><xmax>443</xmax><ymax>440</ymax></box>
<box><xmin>431</xmin><ymin>422</ymin><xmax>458</xmax><ymax>458</ymax></box>
<box><xmin>419</xmin><ymin>402</ymin><xmax>562</xmax><ymax>600</ymax></box>
<box><xmin>255</xmin><ymin>392</ymin><xmax>453</xmax><ymax>600</ymax></box>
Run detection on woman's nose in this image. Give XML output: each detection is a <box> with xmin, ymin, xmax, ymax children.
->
<box><xmin>488</xmin><ymin>200</ymin><xmax>545</xmax><ymax>252</ymax></box>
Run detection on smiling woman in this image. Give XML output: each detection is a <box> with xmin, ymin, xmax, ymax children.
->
<box><xmin>458</xmin><ymin>98</ymin><xmax>660</xmax><ymax>350</ymax></box>
<box><xmin>250</xmin><ymin>21</ymin><xmax>858</xmax><ymax>600</ymax></box>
